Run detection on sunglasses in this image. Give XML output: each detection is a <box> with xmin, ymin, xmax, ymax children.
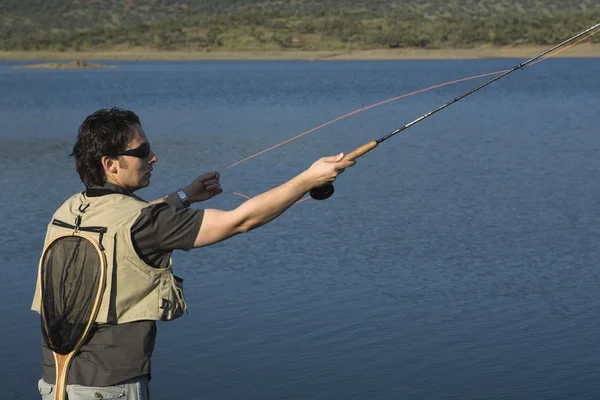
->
<box><xmin>110</xmin><ymin>142</ymin><xmax>151</xmax><ymax>159</ymax></box>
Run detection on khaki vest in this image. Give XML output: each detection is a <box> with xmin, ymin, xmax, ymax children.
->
<box><xmin>32</xmin><ymin>191</ymin><xmax>187</xmax><ymax>323</ymax></box>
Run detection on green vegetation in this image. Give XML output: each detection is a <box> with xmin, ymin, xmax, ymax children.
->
<box><xmin>1</xmin><ymin>1</ymin><xmax>599</xmax><ymax>51</ymax></box>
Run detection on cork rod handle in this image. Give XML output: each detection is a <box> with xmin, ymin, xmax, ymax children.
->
<box><xmin>342</xmin><ymin>140</ymin><xmax>378</xmax><ymax>161</ymax></box>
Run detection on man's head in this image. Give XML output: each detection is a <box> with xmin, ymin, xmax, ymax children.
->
<box><xmin>71</xmin><ymin>108</ymin><xmax>157</xmax><ymax>191</ymax></box>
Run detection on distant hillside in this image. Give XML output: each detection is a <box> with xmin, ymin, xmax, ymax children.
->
<box><xmin>2</xmin><ymin>0</ymin><xmax>599</xmax><ymax>51</ymax></box>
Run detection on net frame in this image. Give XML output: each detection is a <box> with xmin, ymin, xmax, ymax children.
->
<box><xmin>38</xmin><ymin>232</ymin><xmax>107</xmax><ymax>400</ymax></box>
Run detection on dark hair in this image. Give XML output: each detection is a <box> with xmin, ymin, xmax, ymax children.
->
<box><xmin>70</xmin><ymin>108</ymin><xmax>141</xmax><ymax>187</ymax></box>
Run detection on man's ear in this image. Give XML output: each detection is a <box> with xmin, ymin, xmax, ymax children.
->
<box><xmin>101</xmin><ymin>156</ymin><xmax>119</xmax><ymax>174</ymax></box>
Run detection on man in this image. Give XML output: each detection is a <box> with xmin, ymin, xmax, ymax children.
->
<box><xmin>33</xmin><ymin>107</ymin><xmax>354</xmax><ymax>399</ymax></box>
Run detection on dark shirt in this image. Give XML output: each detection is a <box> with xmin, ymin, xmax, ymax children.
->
<box><xmin>42</xmin><ymin>183</ymin><xmax>204</xmax><ymax>386</ymax></box>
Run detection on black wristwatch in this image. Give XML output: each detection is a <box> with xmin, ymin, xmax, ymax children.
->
<box><xmin>176</xmin><ymin>189</ymin><xmax>191</xmax><ymax>208</ymax></box>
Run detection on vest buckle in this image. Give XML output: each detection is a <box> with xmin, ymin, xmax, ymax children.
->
<box><xmin>160</xmin><ymin>298</ymin><xmax>171</xmax><ymax>310</ymax></box>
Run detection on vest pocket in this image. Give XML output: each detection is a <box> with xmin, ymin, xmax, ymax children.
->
<box><xmin>121</xmin><ymin>256</ymin><xmax>152</xmax><ymax>281</ymax></box>
<box><xmin>110</xmin><ymin>256</ymin><xmax>186</xmax><ymax>322</ymax></box>
<box><xmin>111</xmin><ymin>256</ymin><xmax>159</xmax><ymax>322</ymax></box>
<box><xmin>159</xmin><ymin>274</ymin><xmax>187</xmax><ymax>321</ymax></box>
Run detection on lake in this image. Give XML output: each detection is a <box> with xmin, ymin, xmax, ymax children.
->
<box><xmin>1</xmin><ymin>58</ymin><xmax>599</xmax><ymax>399</ymax></box>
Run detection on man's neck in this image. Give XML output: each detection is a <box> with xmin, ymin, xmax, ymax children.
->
<box><xmin>102</xmin><ymin>181</ymin><xmax>135</xmax><ymax>193</ymax></box>
<box><xmin>86</xmin><ymin>183</ymin><xmax>146</xmax><ymax>202</ymax></box>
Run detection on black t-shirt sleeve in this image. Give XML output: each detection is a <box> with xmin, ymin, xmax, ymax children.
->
<box><xmin>130</xmin><ymin>203</ymin><xmax>204</xmax><ymax>268</ymax></box>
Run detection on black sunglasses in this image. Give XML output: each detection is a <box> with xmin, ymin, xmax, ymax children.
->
<box><xmin>110</xmin><ymin>143</ymin><xmax>151</xmax><ymax>159</ymax></box>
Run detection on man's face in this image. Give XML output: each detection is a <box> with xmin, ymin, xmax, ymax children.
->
<box><xmin>111</xmin><ymin>125</ymin><xmax>157</xmax><ymax>191</ymax></box>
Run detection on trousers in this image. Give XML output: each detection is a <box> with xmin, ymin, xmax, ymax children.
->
<box><xmin>37</xmin><ymin>376</ymin><xmax>149</xmax><ymax>399</ymax></box>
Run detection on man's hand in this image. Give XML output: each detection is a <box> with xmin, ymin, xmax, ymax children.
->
<box><xmin>184</xmin><ymin>172</ymin><xmax>223</xmax><ymax>203</ymax></box>
<box><xmin>306</xmin><ymin>153</ymin><xmax>356</xmax><ymax>187</ymax></box>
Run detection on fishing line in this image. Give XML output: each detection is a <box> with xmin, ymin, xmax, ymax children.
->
<box><xmin>216</xmin><ymin>24</ymin><xmax>599</xmax><ymax>202</ymax></box>
<box><xmin>309</xmin><ymin>22</ymin><xmax>600</xmax><ymax>200</ymax></box>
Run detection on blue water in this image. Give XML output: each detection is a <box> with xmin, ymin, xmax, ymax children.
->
<box><xmin>1</xmin><ymin>58</ymin><xmax>600</xmax><ymax>399</ymax></box>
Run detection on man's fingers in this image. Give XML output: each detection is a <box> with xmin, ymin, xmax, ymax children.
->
<box><xmin>322</xmin><ymin>153</ymin><xmax>344</xmax><ymax>163</ymax></box>
<box><xmin>196</xmin><ymin>172</ymin><xmax>219</xmax><ymax>182</ymax></box>
<box><xmin>203</xmin><ymin>178</ymin><xmax>220</xmax><ymax>187</ymax></box>
<box><xmin>323</xmin><ymin>154</ymin><xmax>356</xmax><ymax>166</ymax></box>
<box><xmin>335</xmin><ymin>160</ymin><xmax>355</xmax><ymax>172</ymax></box>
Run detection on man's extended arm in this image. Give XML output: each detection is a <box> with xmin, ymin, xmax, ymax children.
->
<box><xmin>193</xmin><ymin>153</ymin><xmax>354</xmax><ymax>248</ymax></box>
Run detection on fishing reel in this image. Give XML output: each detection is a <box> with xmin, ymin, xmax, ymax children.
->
<box><xmin>310</xmin><ymin>183</ymin><xmax>335</xmax><ymax>200</ymax></box>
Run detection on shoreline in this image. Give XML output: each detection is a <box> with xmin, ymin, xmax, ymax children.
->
<box><xmin>1</xmin><ymin>44</ymin><xmax>599</xmax><ymax>61</ymax></box>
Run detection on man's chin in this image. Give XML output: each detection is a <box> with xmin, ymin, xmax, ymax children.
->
<box><xmin>132</xmin><ymin>177</ymin><xmax>151</xmax><ymax>191</ymax></box>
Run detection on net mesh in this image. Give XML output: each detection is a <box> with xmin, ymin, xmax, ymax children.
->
<box><xmin>40</xmin><ymin>236</ymin><xmax>102</xmax><ymax>355</ymax></box>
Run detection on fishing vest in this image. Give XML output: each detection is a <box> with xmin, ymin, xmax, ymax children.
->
<box><xmin>31</xmin><ymin>190</ymin><xmax>187</xmax><ymax>323</ymax></box>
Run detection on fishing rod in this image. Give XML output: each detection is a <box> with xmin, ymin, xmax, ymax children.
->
<box><xmin>309</xmin><ymin>22</ymin><xmax>600</xmax><ymax>200</ymax></box>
